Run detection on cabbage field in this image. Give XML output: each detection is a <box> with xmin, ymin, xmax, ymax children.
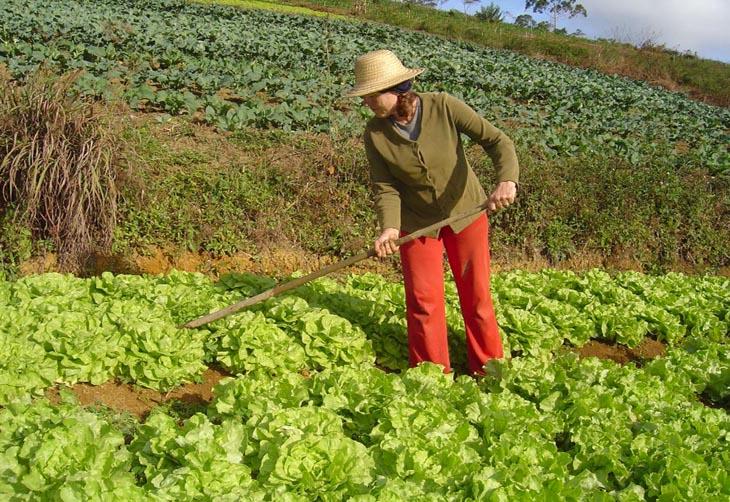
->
<box><xmin>1</xmin><ymin>270</ymin><xmax>728</xmax><ymax>499</ymax></box>
<box><xmin>0</xmin><ymin>0</ymin><xmax>728</xmax><ymax>175</ymax></box>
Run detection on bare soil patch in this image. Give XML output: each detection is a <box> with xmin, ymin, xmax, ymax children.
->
<box><xmin>20</xmin><ymin>245</ymin><xmax>402</xmax><ymax>280</ymax></box>
<box><xmin>576</xmin><ymin>337</ymin><xmax>666</xmax><ymax>365</ymax></box>
<box><xmin>24</xmin><ymin>245</ymin><xmax>703</xmax><ymax>283</ymax></box>
<box><xmin>46</xmin><ymin>366</ymin><xmax>230</xmax><ymax>420</ymax></box>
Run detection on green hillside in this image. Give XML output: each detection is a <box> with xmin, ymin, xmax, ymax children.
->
<box><xmin>0</xmin><ymin>0</ymin><xmax>727</xmax><ymax>275</ymax></box>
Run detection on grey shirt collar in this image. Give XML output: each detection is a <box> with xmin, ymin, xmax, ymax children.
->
<box><xmin>390</xmin><ymin>97</ymin><xmax>422</xmax><ymax>141</ymax></box>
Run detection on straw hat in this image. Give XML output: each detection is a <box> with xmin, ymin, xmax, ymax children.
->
<box><xmin>345</xmin><ymin>49</ymin><xmax>424</xmax><ymax>98</ymax></box>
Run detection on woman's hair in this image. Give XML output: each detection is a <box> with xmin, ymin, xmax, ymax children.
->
<box><xmin>395</xmin><ymin>92</ymin><xmax>418</xmax><ymax>122</ymax></box>
<box><xmin>389</xmin><ymin>80</ymin><xmax>418</xmax><ymax>122</ymax></box>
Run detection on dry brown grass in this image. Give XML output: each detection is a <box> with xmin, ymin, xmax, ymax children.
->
<box><xmin>0</xmin><ymin>68</ymin><xmax>123</xmax><ymax>271</ymax></box>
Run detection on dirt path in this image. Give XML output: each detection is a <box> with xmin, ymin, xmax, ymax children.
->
<box><xmin>24</xmin><ymin>244</ymin><xmax>704</xmax><ymax>283</ymax></box>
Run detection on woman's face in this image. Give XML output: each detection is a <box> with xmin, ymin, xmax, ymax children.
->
<box><xmin>362</xmin><ymin>91</ymin><xmax>397</xmax><ymax>118</ymax></box>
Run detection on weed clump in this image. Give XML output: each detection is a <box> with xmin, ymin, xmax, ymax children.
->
<box><xmin>0</xmin><ymin>68</ymin><xmax>121</xmax><ymax>272</ymax></box>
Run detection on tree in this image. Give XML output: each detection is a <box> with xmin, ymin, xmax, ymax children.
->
<box><xmin>514</xmin><ymin>13</ymin><xmax>536</xmax><ymax>28</ymax></box>
<box><xmin>524</xmin><ymin>0</ymin><xmax>587</xmax><ymax>31</ymax></box>
<box><xmin>475</xmin><ymin>3</ymin><xmax>503</xmax><ymax>23</ymax></box>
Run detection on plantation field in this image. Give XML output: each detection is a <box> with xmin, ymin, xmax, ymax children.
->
<box><xmin>0</xmin><ymin>0</ymin><xmax>728</xmax><ymax>175</ymax></box>
<box><xmin>1</xmin><ymin>0</ymin><xmax>729</xmax><ymax>499</ymax></box>
<box><xmin>1</xmin><ymin>269</ymin><xmax>728</xmax><ymax>499</ymax></box>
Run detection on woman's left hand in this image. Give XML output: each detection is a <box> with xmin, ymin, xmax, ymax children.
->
<box><xmin>487</xmin><ymin>181</ymin><xmax>517</xmax><ymax>212</ymax></box>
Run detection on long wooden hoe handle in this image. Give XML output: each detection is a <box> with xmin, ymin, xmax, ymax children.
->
<box><xmin>182</xmin><ymin>201</ymin><xmax>491</xmax><ymax>329</ymax></box>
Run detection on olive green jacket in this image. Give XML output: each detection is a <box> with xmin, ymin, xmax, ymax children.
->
<box><xmin>364</xmin><ymin>92</ymin><xmax>519</xmax><ymax>236</ymax></box>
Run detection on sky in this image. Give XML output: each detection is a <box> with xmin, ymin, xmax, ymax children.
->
<box><xmin>439</xmin><ymin>0</ymin><xmax>730</xmax><ymax>63</ymax></box>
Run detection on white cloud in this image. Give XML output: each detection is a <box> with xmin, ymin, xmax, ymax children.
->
<box><xmin>440</xmin><ymin>0</ymin><xmax>730</xmax><ymax>61</ymax></box>
<box><xmin>578</xmin><ymin>0</ymin><xmax>730</xmax><ymax>60</ymax></box>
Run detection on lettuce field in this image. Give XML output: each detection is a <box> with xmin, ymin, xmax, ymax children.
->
<box><xmin>0</xmin><ymin>0</ymin><xmax>728</xmax><ymax>175</ymax></box>
<box><xmin>1</xmin><ymin>270</ymin><xmax>728</xmax><ymax>499</ymax></box>
<box><xmin>1</xmin><ymin>0</ymin><xmax>729</xmax><ymax>499</ymax></box>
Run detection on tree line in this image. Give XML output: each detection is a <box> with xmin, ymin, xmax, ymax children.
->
<box><xmin>404</xmin><ymin>0</ymin><xmax>588</xmax><ymax>33</ymax></box>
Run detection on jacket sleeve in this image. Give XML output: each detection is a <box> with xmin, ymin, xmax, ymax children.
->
<box><xmin>364</xmin><ymin>132</ymin><xmax>401</xmax><ymax>231</ymax></box>
<box><xmin>445</xmin><ymin>93</ymin><xmax>519</xmax><ymax>184</ymax></box>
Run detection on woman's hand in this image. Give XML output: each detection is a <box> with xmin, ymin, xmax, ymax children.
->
<box><xmin>374</xmin><ymin>228</ymin><xmax>400</xmax><ymax>258</ymax></box>
<box><xmin>487</xmin><ymin>181</ymin><xmax>517</xmax><ymax>212</ymax></box>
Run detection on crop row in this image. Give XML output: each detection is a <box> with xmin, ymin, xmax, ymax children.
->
<box><xmin>294</xmin><ymin>269</ymin><xmax>728</xmax><ymax>364</ymax></box>
<box><xmin>0</xmin><ymin>0</ymin><xmax>728</xmax><ymax>174</ymax></box>
<box><xmin>1</xmin><ymin>269</ymin><xmax>727</xmax><ymax>402</ymax></box>
<box><xmin>1</xmin><ymin>351</ymin><xmax>728</xmax><ymax>499</ymax></box>
<box><xmin>1</xmin><ymin>269</ymin><xmax>728</xmax><ymax>499</ymax></box>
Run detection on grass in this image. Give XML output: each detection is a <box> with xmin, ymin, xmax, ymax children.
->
<box><xmin>2</xmin><ymin>110</ymin><xmax>726</xmax><ymax>277</ymax></box>
<box><xmin>276</xmin><ymin>0</ymin><xmax>730</xmax><ymax>107</ymax></box>
<box><xmin>112</xmin><ymin>116</ymin><xmax>376</xmax><ymax>261</ymax></box>
<box><xmin>112</xmin><ymin>114</ymin><xmax>729</xmax><ymax>274</ymax></box>
<box><xmin>0</xmin><ymin>68</ymin><xmax>122</xmax><ymax>272</ymax></box>
<box><xmin>0</xmin><ymin>2</ymin><xmax>727</xmax><ymax>277</ymax></box>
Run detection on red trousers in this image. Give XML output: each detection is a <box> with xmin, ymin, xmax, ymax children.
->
<box><xmin>399</xmin><ymin>214</ymin><xmax>503</xmax><ymax>374</ymax></box>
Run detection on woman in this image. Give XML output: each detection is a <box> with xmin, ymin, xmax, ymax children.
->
<box><xmin>346</xmin><ymin>49</ymin><xmax>519</xmax><ymax>375</ymax></box>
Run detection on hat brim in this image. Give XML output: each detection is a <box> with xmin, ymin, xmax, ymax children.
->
<box><xmin>344</xmin><ymin>68</ymin><xmax>425</xmax><ymax>98</ymax></box>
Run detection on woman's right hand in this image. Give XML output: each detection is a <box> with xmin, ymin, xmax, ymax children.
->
<box><xmin>374</xmin><ymin>228</ymin><xmax>400</xmax><ymax>258</ymax></box>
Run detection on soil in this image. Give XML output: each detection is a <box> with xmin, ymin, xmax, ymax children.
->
<box><xmin>575</xmin><ymin>337</ymin><xmax>666</xmax><ymax>365</ymax></box>
<box><xmin>20</xmin><ymin>245</ymin><xmax>403</xmax><ymax>282</ymax></box>
<box><xmin>46</xmin><ymin>366</ymin><xmax>230</xmax><ymax>420</ymax></box>
<box><xmin>698</xmin><ymin>392</ymin><xmax>730</xmax><ymax>412</ymax></box>
<box><xmin>24</xmin><ymin>245</ymin><xmax>716</xmax><ymax>284</ymax></box>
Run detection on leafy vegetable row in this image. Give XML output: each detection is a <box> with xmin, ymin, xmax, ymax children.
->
<box><xmin>0</xmin><ymin>269</ymin><xmax>727</xmax><ymax>499</ymax></box>
<box><xmin>1</xmin><ymin>269</ymin><xmax>727</xmax><ymax>404</ymax></box>
<box><xmin>2</xmin><ymin>358</ymin><xmax>728</xmax><ymax>499</ymax></box>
